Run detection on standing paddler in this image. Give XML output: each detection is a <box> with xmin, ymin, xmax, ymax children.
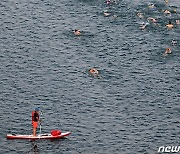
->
<box><xmin>32</xmin><ymin>107</ymin><xmax>40</xmax><ymax>136</ymax></box>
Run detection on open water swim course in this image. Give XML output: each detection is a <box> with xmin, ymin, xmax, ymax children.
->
<box><xmin>0</xmin><ymin>0</ymin><xmax>179</xmax><ymax>153</ymax></box>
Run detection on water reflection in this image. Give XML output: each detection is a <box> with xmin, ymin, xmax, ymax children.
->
<box><xmin>30</xmin><ymin>142</ymin><xmax>39</xmax><ymax>154</ymax></box>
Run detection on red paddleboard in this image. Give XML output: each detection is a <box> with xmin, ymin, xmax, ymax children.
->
<box><xmin>6</xmin><ymin>132</ymin><xmax>71</xmax><ymax>140</ymax></box>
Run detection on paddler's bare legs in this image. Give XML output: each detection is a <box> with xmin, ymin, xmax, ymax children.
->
<box><xmin>32</xmin><ymin>121</ymin><xmax>38</xmax><ymax>136</ymax></box>
<box><xmin>33</xmin><ymin>127</ymin><xmax>37</xmax><ymax>136</ymax></box>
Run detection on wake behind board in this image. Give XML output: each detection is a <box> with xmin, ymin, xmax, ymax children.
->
<box><xmin>7</xmin><ymin>132</ymin><xmax>71</xmax><ymax>140</ymax></box>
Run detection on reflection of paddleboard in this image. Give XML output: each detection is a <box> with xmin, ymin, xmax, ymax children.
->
<box><xmin>6</xmin><ymin>132</ymin><xmax>71</xmax><ymax>140</ymax></box>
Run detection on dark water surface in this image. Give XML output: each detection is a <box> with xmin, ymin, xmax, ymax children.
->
<box><xmin>0</xmin><ymin>0</ymin><xmax>179</xmax><ymax>154</ymax></box>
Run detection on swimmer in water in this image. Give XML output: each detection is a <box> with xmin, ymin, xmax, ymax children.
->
<box><xmin>112</xmin><ymin>15</ymin><xmax>118</xmax><ymax>19</ymax></box>
<box><xmin>148</xmin><ymin>3</ymin><xmax>156</xmax><ymax>11</ymax></box>
<box><xmin>89</xmin><ymin>68</ymin><xmax>99</xmax><ymax>77</ymax></box>
<box><xmin>164</xmin><ymin>0</ymin><xmax>168</xmax><ymax>4</ymax></box>
<box><xmin>147</xmin><ymin>17</ymin><xmax>157</xmax><ymax>23</ymax></box>
<box><xmin>176</xmin><ymin>20</ymin><xmax>180</xmax><ymax>25</ymax></box>
<box><xmin>106</xmin><ymin>0</ymin><xmax>111</xmax><ymax>5</ymax></box>
<box><xmin>163</xmin><ymin>48</ymin><xmax>172</xmax><ymax>56</ymax></box>
<box><xmin>164</xmin><ymin>10</ymin><xmax>171</xmax><ymax>14</ymax></box>
<box><xmin>173</xmin><ymin>9</ymin><xmax>177</xmax><ymax>13</ymax></box>
<box><xmin>73</xmin><ymin>29</ymin><xmax>81</xmax><ymax>36</ymax></box>
<box><xmin>137</xmin><ymin>12</ymin><xmax>144</xmax><ymax>19</ymax></box>
<box><xmin>166</xmin><ymin>21</ymin><xmax>173</xmax><ymax>28</ymax></box>
<box><xmin>103</xmin><ymin>10</ymin><xmax>110</xmax><ymax>17</ymax></box>
<box><xmin>171</xmin><ymin>40</ymin><xmax>177</xmax><ymax>46</ymax></box>
<box><xmin>140</xmin><ymin>22</ymin><xmax>148</xmax><ymax>30</ymax></box>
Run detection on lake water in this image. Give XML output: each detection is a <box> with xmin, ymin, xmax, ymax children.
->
<box><xmin>0</xmin><ymin>0</ymin><xmax>179</xmax><ymax>154</ymax></box>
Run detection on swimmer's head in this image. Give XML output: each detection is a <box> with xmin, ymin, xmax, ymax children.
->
<box><xmin>166</xmin><ymin>21</ymin><xmax>173</xmax><ymax>28</ymax></box>
<box><xmin>165</xmin><ymin>48</ymin><xmax>172</xmax><ymax>54</ymax></box>
<box><xmin>73</xmin><ymin>29</ymin><xmax>81</xmax><ymax>35</ymax></box>
<box><xmin>89</xmin><ymin>68</ymin><xmax>99</xmax><ymax>76</ymax></box>
<box><xmin>164</xmin><ymin>10</ymin><xmax>171</xmax><ymax>14</ymax></box>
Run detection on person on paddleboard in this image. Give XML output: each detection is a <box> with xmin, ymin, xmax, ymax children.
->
<box><xmin>32</xmin><ymin>107</ymin><xmax>40</xmax><ymax>136</ymax></box>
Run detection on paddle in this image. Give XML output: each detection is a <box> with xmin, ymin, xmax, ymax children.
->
<box><xmin>39</xmin><ymin>122</ymin><xmax>42</xmax><ymax>134</ymax></box>
<box><xmin>39</xmin><ymin>111</ymin><xmax>42</xmax><ymax>135</ymax></box>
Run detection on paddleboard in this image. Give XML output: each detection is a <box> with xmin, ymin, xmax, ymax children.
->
<box><xmin>6</xmin><ymin>132</ymin><xmax>71</xmax><ymax>140</ymax></box>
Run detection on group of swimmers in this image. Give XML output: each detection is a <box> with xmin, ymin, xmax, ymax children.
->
<box><xmin>138</xmin><ymin>3</ymin><xmax>179</xmax><ymax>29</ymax></box>
<box><xmin>73</xmin><ymin>0</ymin><xmax>179</xmax><ymax>77</ymax></box>
<box><xmin>137</xmin><ymin>0</ymin><xmax>179</xmax><ymax>57</ymax></box>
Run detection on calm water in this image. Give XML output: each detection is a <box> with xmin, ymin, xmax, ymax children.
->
<box><xmin>0</xmin><ymin>0</ymin><xmax>179</xmax><ymax>154</ymax></box>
